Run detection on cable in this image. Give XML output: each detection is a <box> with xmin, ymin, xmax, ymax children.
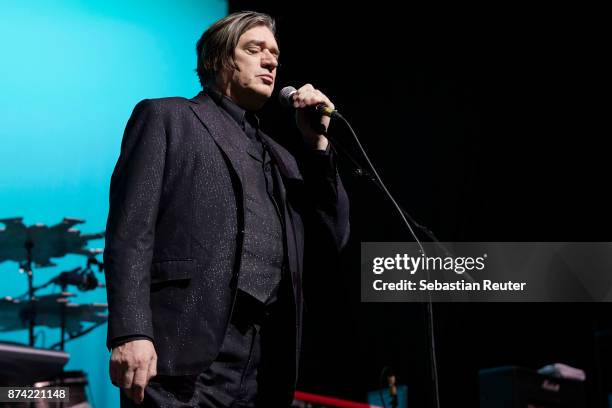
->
<box><xmin>328</xmin><ymin>127</ymin><xmax>476</xmax><ymax>286</ymax></box>
<box><xmin>332</xmin><ymin>111</ymin><xmax>441</xmax><ymax>408</ymax></box>
<box><xmin>333</xmin><ymin>112</ymin><xmax>426</xmax><ymax>258</ymax></box>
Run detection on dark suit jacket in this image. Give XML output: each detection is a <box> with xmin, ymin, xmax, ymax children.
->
<box><xmin>104</xmin><ymin>91</ymin><xmax>350</xmax><ymax>383</ymax></box>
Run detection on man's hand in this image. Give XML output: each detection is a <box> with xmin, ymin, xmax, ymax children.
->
<box><xmin>110</xmin><ymin>339</ymin><xmax>157</xmax><ymax>405</ymax></box>
<box><xmin>292</xmin><ymin>84</ymin><xmax>334</xmax><ymax>151</ymax></box>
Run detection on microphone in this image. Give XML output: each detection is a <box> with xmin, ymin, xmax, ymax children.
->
<box><xmin>279</xmin><ymin>86</ymin><xmax>339</xmax><ymax>118</ymax></box>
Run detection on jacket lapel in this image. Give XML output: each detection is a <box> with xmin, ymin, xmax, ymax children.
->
<box><xmin>188</xmin><ymin>92</ymin><xmax>248</xmax><ymax>186</ymax></box>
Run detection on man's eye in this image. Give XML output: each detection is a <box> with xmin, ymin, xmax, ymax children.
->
<box><xmin>246</xmin><ymin>47</ymin><xmax>260</xmax><ymax>54</ymax></box>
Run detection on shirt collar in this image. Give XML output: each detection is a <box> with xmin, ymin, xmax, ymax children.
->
<box><xmin>204</xmin><ymin>87</ymin><xmax>260</xmax><ymax>131</ymax></box>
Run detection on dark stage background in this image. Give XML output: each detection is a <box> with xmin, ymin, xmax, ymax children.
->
<box><xmin>231</xmin><ymin>2</ymin><xmax>610</xmax><ymax>406</ymax></box>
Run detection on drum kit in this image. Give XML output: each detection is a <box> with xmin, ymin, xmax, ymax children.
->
<box><xmin>0</xmin><ymin>217</ymin><xmax>106</xmax><ymax>407</ymax></box>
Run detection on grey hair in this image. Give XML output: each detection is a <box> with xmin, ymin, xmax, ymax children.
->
<box><xmin>195</xmin><ymin>11</ymin><xmax>276</xmax><ymax>88</ymax></box>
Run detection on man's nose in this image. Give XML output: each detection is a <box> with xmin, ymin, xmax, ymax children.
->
<box><xmin>261</xmin><ymin>50</ymin><xmax>278</xmax><ymax>70</ymax></box>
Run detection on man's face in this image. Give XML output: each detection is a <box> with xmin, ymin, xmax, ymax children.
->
<box><xmin>218</xmin><ymin>25</ymin><xmax>279</xmax><ymax>111</ymax></box>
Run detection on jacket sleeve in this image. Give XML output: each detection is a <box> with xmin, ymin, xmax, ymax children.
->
<box><xmin>103</xmin><ymin>99</ymin><xmax>166</xmax><ymax>350</ymax></box>
<box><xmin>300</xmin><ymin>145</ymin><xmax>350</xmax><ymax>251</ymax></box>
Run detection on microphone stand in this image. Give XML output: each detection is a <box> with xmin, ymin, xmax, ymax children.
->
<box><xmin>322</xmin><ymin>113</ymin><xmax>445</xmax><ymax>408</ymax></box>
<box><xmin>21</xmin><ymin>240</ymin><xmax>36</xmax><ymax>347</ymax></box>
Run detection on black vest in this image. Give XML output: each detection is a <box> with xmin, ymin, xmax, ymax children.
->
<box><xmin>209</xmin><ymin>90</ymin><xmax>285</xmax><ymax>305</ymax></box>
<box><xmin>237</xmin><ymin>129</ymin><xmax>285</xmax><ymax>304</ymax></box>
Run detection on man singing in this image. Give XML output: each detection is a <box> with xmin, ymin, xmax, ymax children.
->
<box><xmin>104</xmin><ymin>11</ymin><xmax>350</xmax><ymax>407</ymax></box>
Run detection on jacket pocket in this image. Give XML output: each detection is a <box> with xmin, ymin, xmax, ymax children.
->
<box><xmin>150</xmin><ymin>259</ymin><xmax>194</xmax><ymax>284</ymax></box>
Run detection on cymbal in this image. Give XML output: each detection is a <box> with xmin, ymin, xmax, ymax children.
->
<box><xmin>0</xmin><ymin>217</ymin><xmax>104</xmax><ymax>267</ymax></box>
<box><xmin>0</xmin><ymin>295</ymin><xmax>107</xmax><ymax>334</ymax></box>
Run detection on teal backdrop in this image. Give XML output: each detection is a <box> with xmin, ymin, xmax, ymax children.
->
<box><xmin>0</xmin><ymin>1</ymin><xmax>227</xmax><ymax>406</ymax></box>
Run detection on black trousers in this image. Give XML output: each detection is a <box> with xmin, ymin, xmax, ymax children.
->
<box><xmin>120</xmin><ymin>291</ymin><xmax>294</xmax><ymax>408</ymax></box>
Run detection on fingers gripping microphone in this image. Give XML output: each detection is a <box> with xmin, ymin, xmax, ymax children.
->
<box><xmin>279</xmin><ymin>86</ymin><xmax>339</xmax><ymax>118</ymax></box>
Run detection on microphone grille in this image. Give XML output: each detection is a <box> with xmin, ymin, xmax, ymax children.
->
<box><xmin>279</xmin><ymin>86</ymin><xmax>297</xmax><ymax>108</ymax></box>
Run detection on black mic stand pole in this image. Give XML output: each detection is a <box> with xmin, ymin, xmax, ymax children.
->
<box><xmin>319</xmin><ymin>117</ymin><xmax>443</xmax><ymax>408</ymax></box>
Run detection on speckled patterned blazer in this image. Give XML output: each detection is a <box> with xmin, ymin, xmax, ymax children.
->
<box><xmin>103</xmin><ymin>91</ymin><xmax>350</xmax><ymax>383</ymax></box>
